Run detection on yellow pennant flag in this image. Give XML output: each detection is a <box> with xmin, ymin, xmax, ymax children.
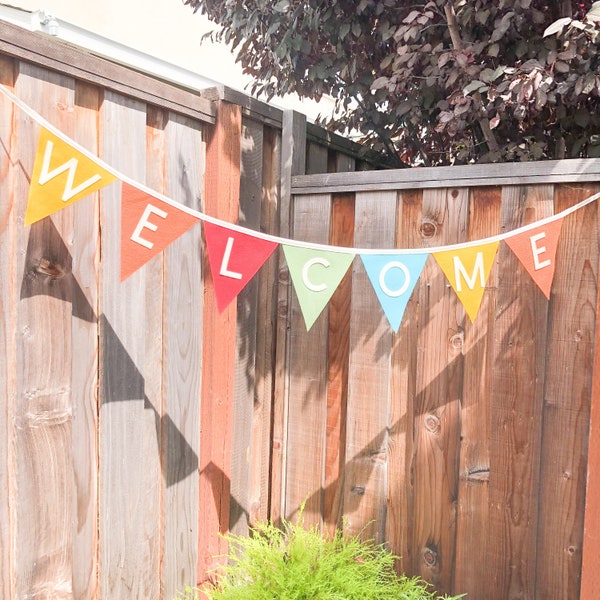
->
<box><xmin>433</xmin><ymin>241</ymin><xmax>499</xmax><ymax>322</ymax></box>
<box><xmin>25</xmin><ymin>127</ymin><xmax>117</xmax><ymax>225</ymax></box>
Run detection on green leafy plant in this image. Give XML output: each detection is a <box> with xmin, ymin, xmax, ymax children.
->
<box><xmin>200</xmin><ymin>516</ymin><xmax>464</xmax><ymax>600</ymax></box>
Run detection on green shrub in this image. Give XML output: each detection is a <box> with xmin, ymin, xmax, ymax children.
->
<box><xmin>198</xmin><ymin>516</ymin><xmax>464</xmax><ymax>600</ymax></box>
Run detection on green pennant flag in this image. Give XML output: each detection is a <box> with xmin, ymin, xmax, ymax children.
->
<box><xmin>283</xmin><ymin>245</ymin><xmax>356</xmax><ymax>330</ymax></box>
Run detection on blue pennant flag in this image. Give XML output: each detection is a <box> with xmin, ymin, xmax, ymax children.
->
<box><xmin>360</xmin><ymin>253</ymin><xmax>429</xmax><ymax>332</ymax></box>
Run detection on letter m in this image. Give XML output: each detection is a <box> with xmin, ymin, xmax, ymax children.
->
<box><xmin>454</xmin><ymin>252</ymin><xmax>485</xmax><ymax>292</ymax></box>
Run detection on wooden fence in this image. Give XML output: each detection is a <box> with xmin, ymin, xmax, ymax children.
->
<box><xmin>285</xmin><ymin>166</ymin><xmax>600</xmax><ymax>600</ymax></box>
<box><xmin>2</xmin><ymin>19</ymin><xmax>600</xmax><ymax>600</ymax></box>
<box><xmin>0</xmin><ymin>22</ymin><xmax>383</xmax><ymax>600</ymax></box>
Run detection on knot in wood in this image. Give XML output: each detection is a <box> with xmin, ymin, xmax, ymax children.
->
<box><xmin>350</xmin><ymin>485</ymin><xmax>365</xmax><ymax>496</ymax></box>
<box><xmin>422</xmin><ymin>546</ymin><xmax>438</xmax><ymax>568</ymax></box>
<box><xmin>449</xmin><ymin>330</ymin><xmax>464</xmax><ymax>350</ymax></box>
<box><xmin>35</xmin><ymin>257</ymin><xmax>66</xmax><ymax>279</ymax></box>
<box><xmin>424</xmin><ymin>414</ymin><xmax>440</xmax><ymax>434</ymax></box>
<box><xmin>420</xmin><ymin>219</ymin><xmax>438</xmax><ymax>238</ymax></box>
<box><xmin>277</xmin><ymin>301</ymin><xmax>288</xmax><ymax>317</ymax></box>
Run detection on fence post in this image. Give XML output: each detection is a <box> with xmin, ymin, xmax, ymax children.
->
<box><xmin>197</xmin><ymin>99</ymin><xmax>242</xmax><ymax>582</ymax></box>
<box><xmin>270</xmin><ymin>110</ymin><xmax>306</xmax><ymax>524</ymax></box>
<box><xmin>580</xmin><ymin>259</ymin><xmax>600</xmax><ymax>599</ymax></box>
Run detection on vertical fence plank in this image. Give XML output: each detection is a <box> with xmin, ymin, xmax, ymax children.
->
<box><xmin>271</xmin><ymin>110</ymin><xmax>306</xmax><ymax>524</ymax></box>
<box><xmin>581</xmin><ymin>192</ymin><xmax>600</xmax><ymax>600</ymax></box>
<box><xmin>99</xmin><ymin>92</ymin><xmax>161</xmax><ymax>599</ymax></box>
<box><xmin>250</xmin><ymin>126</ymin><xmax>280</xmax><ymax>525</ymax></box>
<box><xmin>306</xmin><ymin>142</ymin><xmax>328</xmax><ymax>175</ymax></box>
<box><xmin>535</xmin><ymin>184</ymin><xmax>600</xmax><ymax>600</ymax></box>
<box><xmin>284</xmin><ymin>193</ymin><xmax>332</xmax><ymax>526</ymax></box>
<box><xmin>71</xmin><ymin>80</ymin><xmax>101</xmax><ymax>600</ymax></box>
<box><xmin>324</xmin><ymin>193</ymin><xmax>355</xmax><ymax>534</ymax></box>
<box><xmin>230</xmin><ymin>117</ymin><xmax>264</xmax><ymax>537</ymax></box>
<box><xmin>387</xmin><ymin>189</ymin><xmax>423</xmax><ymax>573</ymax></box>
<box><xmin>453</xmin><ymin>186</ymin><xmax>502</xmax><ymax>598</ymax></box>
<box><xmin>163</xmin><ymin>111</ymin><xmax>204</xmax><ymax>596</ymax></box>
<box><xmin>14</xmin><ymin>64</ymin><xmax>76</xmax><ymax>599</ymax></box>
<box><xmin>412</xmin><ymin>187</ymin><xmax>467</xmax><ymax>592</ymax></box>
<box><xmin>198</xmin><ymin>100</ymin><xmax>241</xmax><ymax>581</ymax></box>
<box><xmin>343</xmin><ymin>190</ymin><xmax>396</xmax><ymax>543</ymax></box>
<box><xmin>143</xmin><ymin>105</ymin><xmax>168</xmax><ymax>596</ymax></box>
<box><xmin>0</xmin><ymin>55</ymin><xmax>16</xmax><ymax>600</ymax></box>
<box><xmin>486</xmin><ymin>185</ymin><xmax>553</xmax><ymax>600</ymax></box>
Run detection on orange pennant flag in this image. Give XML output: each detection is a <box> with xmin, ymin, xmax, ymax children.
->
<box><xmin>25</xmin><ymin>127</ymin><xmax>117</xmax><ymax>225</ymax></box>
<box><xmin>433</xmin><ymin>241</ymin><xmax>499</xmax><ymax>322</ymax></box>
<box><xmin>504</xmin><ymin>218</ymin><xmax>563</xmax><ymax>299</ymax></box>
<box><xmin>120</xmin><ymin>182</ymin><xmax>200</xmax><ymax>280</ymax></box>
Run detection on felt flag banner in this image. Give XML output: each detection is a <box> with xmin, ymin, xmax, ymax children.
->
<box><xmin>26</xmin><ymin>127</ymin><xmax>117</xmax><ymax>225</ymax></box>
<box><xmin>360</xmin><ymin>253</ymin><xmax>429</xmax><ymax>332</ymax></box>
<box><xmin>203</xmin><ymin>221</ymin><xmax>279</xmax><ymax>312</ymax></box>
<box><xmin>433</xmin><ymin>241</ymin><xmax>499</xmax><ymax>322</ymax></box>
<box><xmin>504</xmin><ymin>217</ymin><xmax>563</xmax><ymax>299</ymax></box>
<box><xmin>3</xmin><ymin>84</ymin><xmax>600</xmax><ymax>331</ymax></box>
<box><xmin>121</xmin><ymin>182</ymin><xmax>200</xmax><ymax>280</ymax></box>
<box><xmin>283</xmin><ymin>245</ymin><xmax>356</xmax><ymax>330</ymax></box>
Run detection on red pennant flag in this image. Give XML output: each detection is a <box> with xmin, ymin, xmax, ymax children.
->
<box><xmin>504</xmin><ymin>218</ymin><xmax>563</xmax><ymax>298</ymax></box>
<box><xmin>203</xmin><ymin>221</ymin><xmax>279</xmax><ymax>312</ymax></box>
<box><xmin>121</xmin><ymin>182</ymin><xmax>200</xmax><ymax>280</ymax></box>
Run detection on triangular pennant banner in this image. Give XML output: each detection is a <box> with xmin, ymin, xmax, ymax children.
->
<box><xmin>360</xmin><ymin>253</ymin><xmax>429</xmax><ymax>332</ymax></box>
<box><xmin>121</xmin><ymin>182</ymin><xmax>200</xmax><ymax>280</ymax></box>
<box><xmin>433</xmin><ymin>241</ymin><xmax>499</xmax><ymax>322</ymax></box>
<box><xmin>504</xmin><ymin>218</ymin><xmax>563</xmax><ymax>299</ymax></box>
<box><xmin>283</xmin><ymin>245</ymin><xmax>356</xmax><ymax>331</ymax></box>
<box><xmin>26</xmin><ymin>127</ymin><xmax>117</xmax><ymax>225</ymax></box>
<box><xmin>203</xmin><ymin>221</ymin><xmax>279</xmax><ymax>312</ymax></box>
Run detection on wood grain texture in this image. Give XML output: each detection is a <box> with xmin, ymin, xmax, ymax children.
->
<box><xmin>343</xmin><ymin>191</ymin><xmax>396</xmax><ymax>543</ymax></box>
<box><xmin>453</xmin><ymin>186</ymin><xmax>502</xmax><ymax>598</ymax></box>
<box><xmin>71</xmin><ymin>80</ymin><xmax>101</xmax><ymax>600</ymax></box>
<box><xmin>230</xmin><ymin>117</ymin><xmax>264</xmax><ymax>538</ymax></box>
<box><xmin>162</xmin><ymin>110</ymin><xmax>204</xmax><ymax>596</ymax></box>
<box><xmin>306</xmin><ymin>141</ymin><xmax>328</xmax><ymax>175</ymax></box>
<box><xmin>271</xmin><ymin>111</ymin><xmax>306</xmax><ymax>524</ymax></box>
<box><xmin>412</xmin><ymin>187</ymin><xmax>467</xmax><ymax>592</ymax></box>
<box><xmin>324</xmin><ymin>193</ymin><xmax>355</xmax><ymax>535</ymax></box>
<box><xmin>14</xmin><ymin>64</ymin><xmax>76</xmax><ymax>600</ymax></box>
<box><xmin>0</xmin><ymin>54</ymin><xmax>16</xmax><ymax>600</ymax></box>
<box><xmin>198</xmin><ymin>100</ymin><xmax>241</xmax><ymax>582</ymax></box>
<box><xmin>486</xmin><ymin>185</ymin><xmax>553</xmax><ymax>600</ymax></box>
<box><xmin>535</xmin><ymin>184</ymin><xmax>600</xmax><ymax>600</ymax></box>
<box><xmin>250</xmin><ymin>125</ymin><xmax>280</xmax><ymax>525</ymax></box>
<box><xmin>386</xmin><ymin>189</ymin><xmax>423</xmax><ymax>574</ymax></box>
<box><xmin>581</xmin><ymin>188</ymin><xmax>600</xmax><ymax>600</ymax></box>
<box><xmin>284</xmin><ymin>193</ymin><xmax>332</xmax><ymax>528</ymax></box>
<box><xmin>99</xmin><ymin>91</ymin><xmax>162</xmax><ymax>599</ymax></box>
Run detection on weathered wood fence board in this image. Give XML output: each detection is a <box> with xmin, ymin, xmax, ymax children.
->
<box><xmin>2</xmin><ymin>23</ymin><xmax>600</xmax><ymax>600</ymax></box>
<box><xmin>0</xmin><ymin>53</ymin><xmax>15</xmax><ymax>600</ymax></box>
<box><xmin>281</xmin><ymin>181</ymin><xmax>600</xmax><ymax>600</ymax></box>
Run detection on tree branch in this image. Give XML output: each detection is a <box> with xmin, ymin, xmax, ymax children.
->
<box><xmin>444</xmin><ymin>3</ymin><xmax>499</xmax><ymax>154</ymax></box>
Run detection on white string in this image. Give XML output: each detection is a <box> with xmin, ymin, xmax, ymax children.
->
<box><xmin>1</xmin><ymin>81</ymin><xmax>598</xmax><ymax>255</ymax></box>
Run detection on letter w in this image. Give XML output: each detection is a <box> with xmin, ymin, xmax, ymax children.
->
<box><xmin>39</xmin><ymin>140</ymin><xmax>102</xmax><ymax>201</ymax></box>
